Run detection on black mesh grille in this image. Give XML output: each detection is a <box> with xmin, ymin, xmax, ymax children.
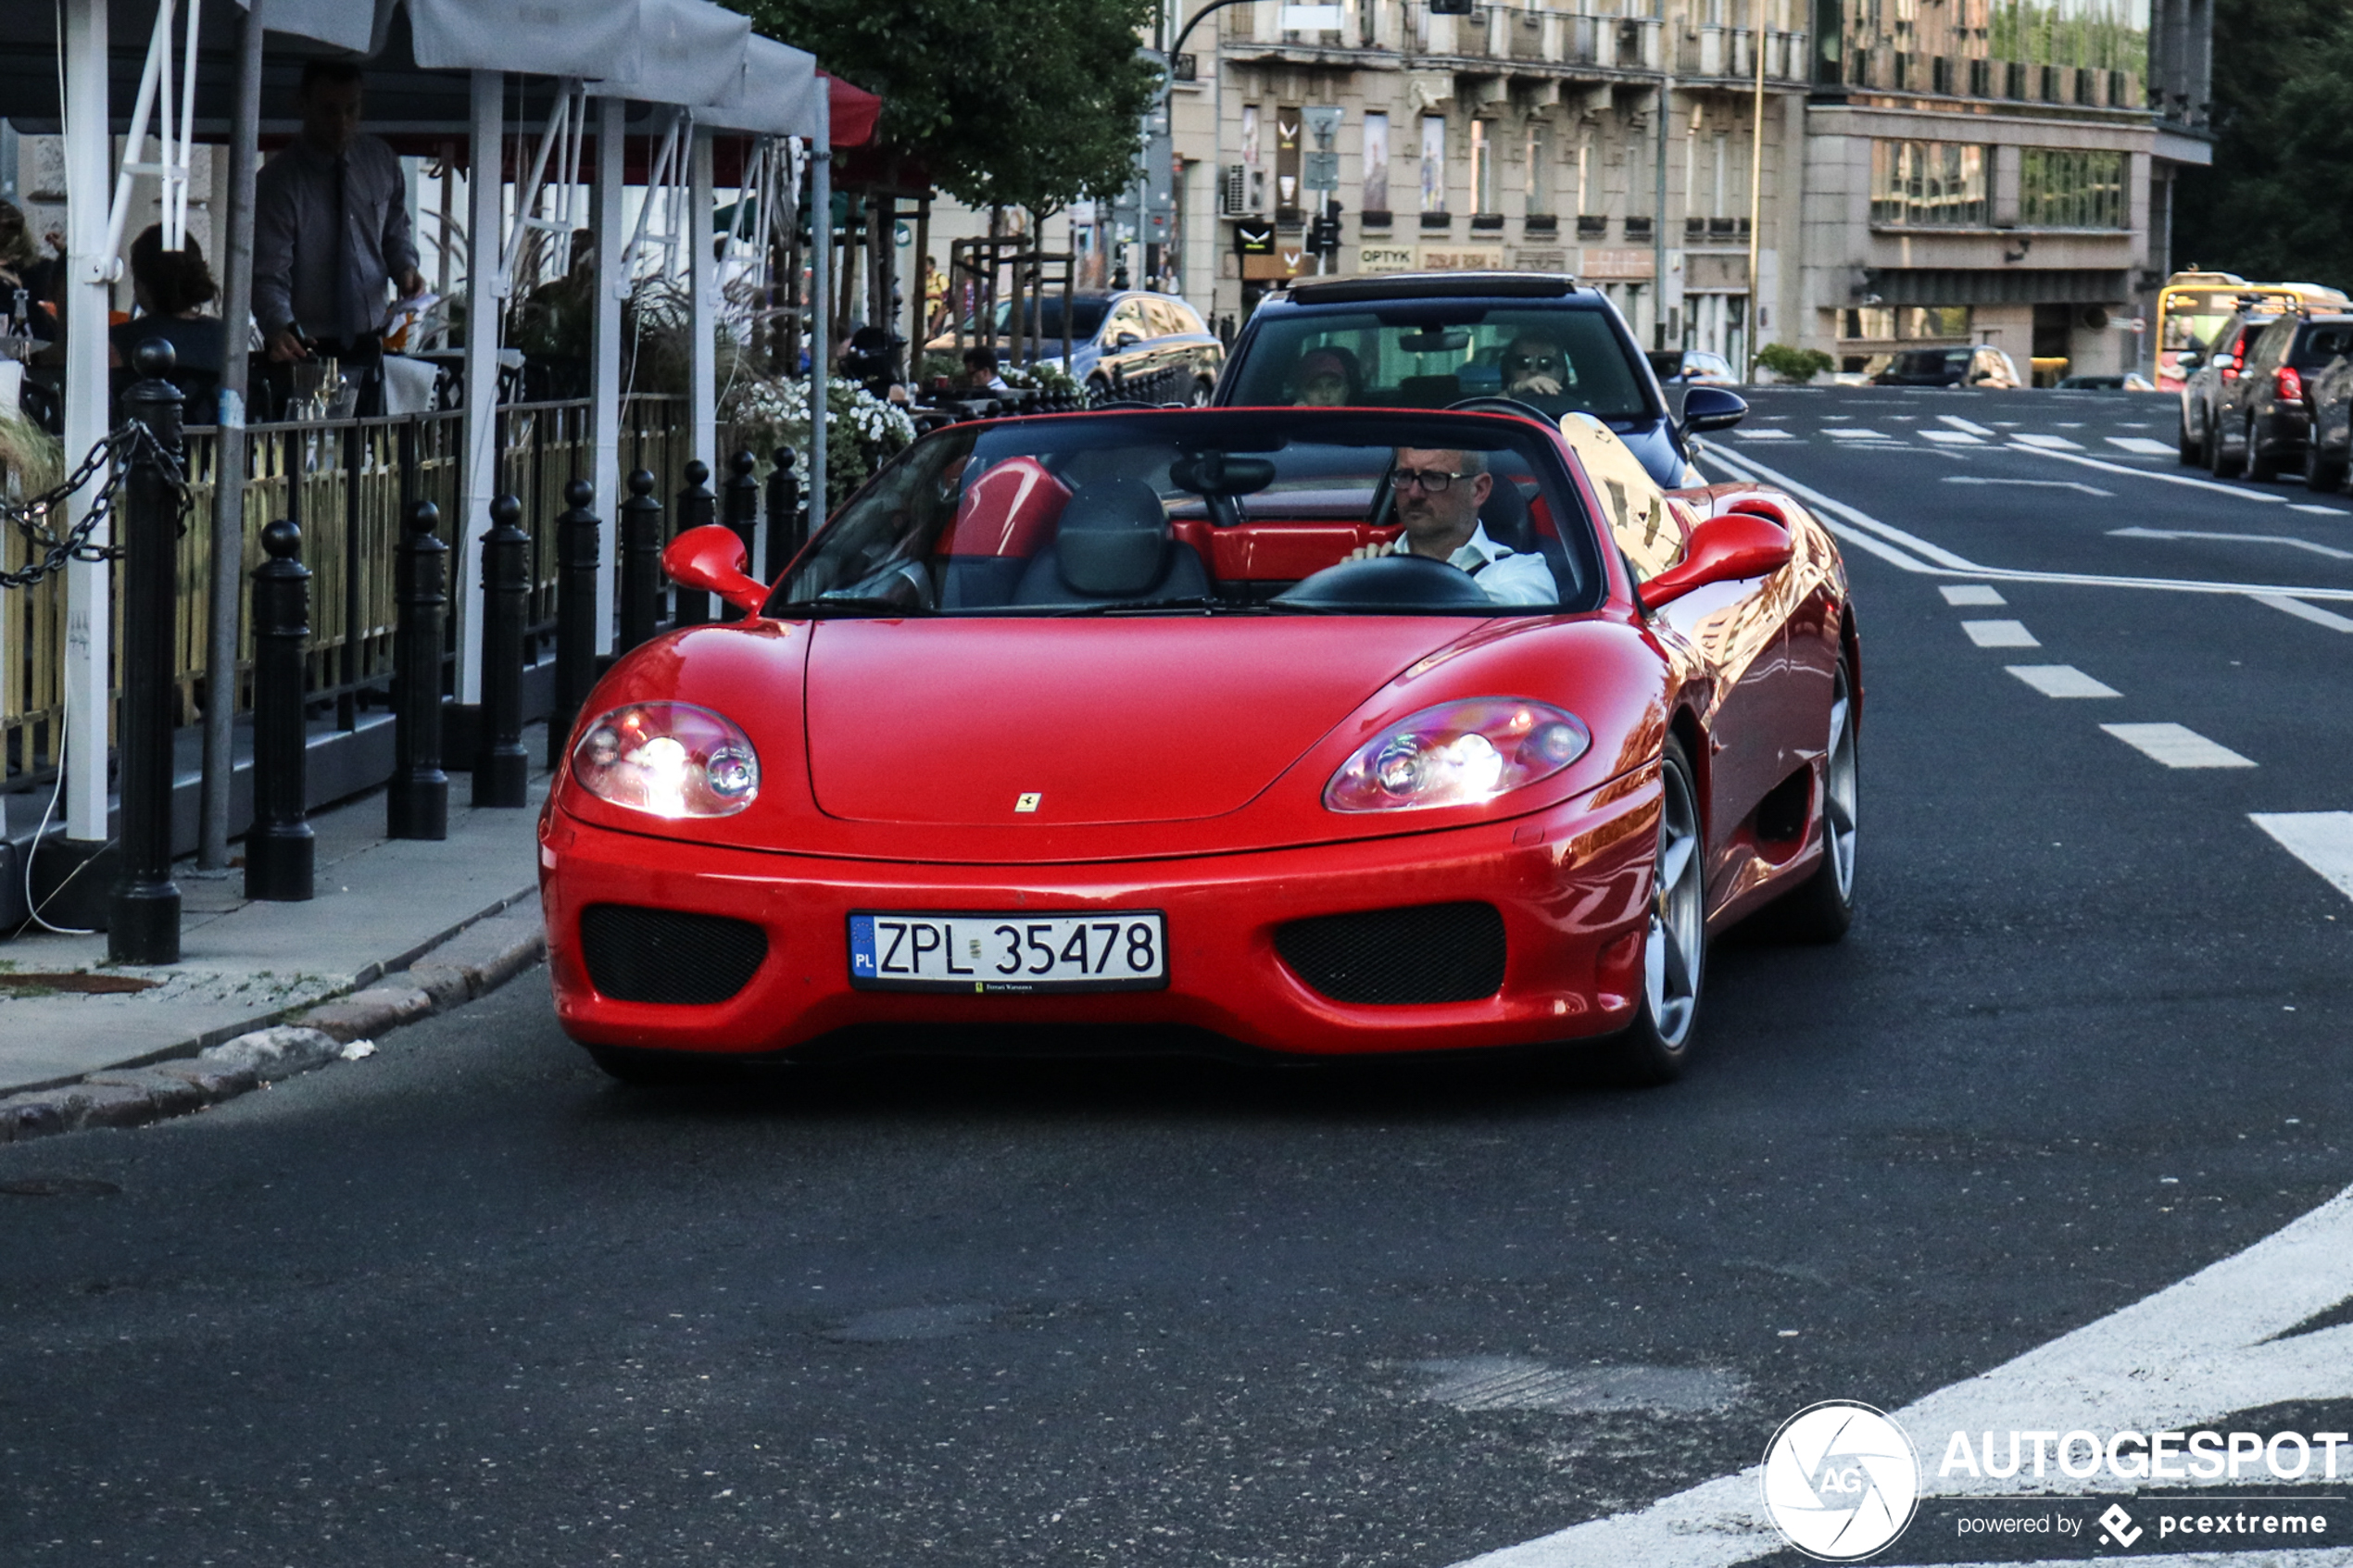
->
<box><xmin>1274</xmin><ymin>902</ymin><xmax>1506</xmax><ymax>1005</ymax></box>
<box><xmin>579</xmin><ymin>905</ymin><xmax>768</xmax><ymax>1005</ymax></box>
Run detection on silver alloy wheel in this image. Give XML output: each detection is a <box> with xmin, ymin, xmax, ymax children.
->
<box><xmin>1823</xmin><ymin>664</ymin><xmax>1858</xmax><ymax>900</ymax></box>
<box><xmin>1644</xmin><ymin>756</ymin><xmax>1705</xmax><ymax>1048</ymax></box>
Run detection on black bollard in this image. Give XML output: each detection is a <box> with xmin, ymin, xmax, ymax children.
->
<box><xmin>473</xmin><ymin>494</ymin><xmax>531</xmax><ymax>808</ymax></box>
<box><xmin>673</xmin><ymin>459</ymin><xmax>714</xmax><ymax>627</ymax></box>
<box><xmin>618</xmin><ymin>469</ymin><xmax>663</xmax><ymax>653</ymax></box>
<box><xmin>245</xmin><ymin>520</ymin><xmax>314</xmax><ymax>901</ymax></box>
<box><xmin>765</xmin><ymin>445</ymin><xmax>801</xmax><ymax>583</ymax></box>
<box><xmin>723</xmin><ymin>450</ymin><xmax>759</xmax><ymax>617</ymax></box>
<box><xmin>109</xmin><ymin>340</ymin><xmax>183</xmax><ymax>964</ymax></box>
<box><xmin>387</xmin><ymin>500</ymin><xmax>449</xmax><ymax>841</ymax></box>
<box><xmin>549</xmin><ymin>478</ymin><xmax>601</xmax><ymax>771</ymax></box>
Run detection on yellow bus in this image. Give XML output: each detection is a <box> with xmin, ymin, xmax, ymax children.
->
<box><xmin>2156</xmin><ymin>270</ymin><xmax>2348</xmax><ymax>391</ymax></box>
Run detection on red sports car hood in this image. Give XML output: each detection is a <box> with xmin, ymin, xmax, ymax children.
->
<box><xmin>804</xmin><ymin>618</ymin><xmax>1460</xmax><ymax>826</ymax></box>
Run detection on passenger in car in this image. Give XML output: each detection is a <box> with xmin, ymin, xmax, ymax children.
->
<box><xmin>1291</xmin><ymin>346</ymin><xmax>1363</xmax><ymax>407</ymax></box>
<box><xmin>1347</xmin><ymin>446</ymin><xmax>1556</xmax><ymax>607</ymax></box>
<box><xmin>1501</xmin><ymin>332</ymin><xmax>1576</xmax><ymax>406</ymax></box>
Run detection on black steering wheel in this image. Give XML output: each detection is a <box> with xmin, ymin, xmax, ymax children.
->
<box><xmin>1273</xmin><ymin>552</ymin><xmax>1496</xmax><ymax>611</ymax></box>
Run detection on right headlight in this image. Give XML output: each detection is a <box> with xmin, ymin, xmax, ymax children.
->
<box><xmin>571</xmin><ymin>702</ymin><xmax>760</xmax><ymax>819</ymax></box>
<box><xmin>1325</xmin><ymin>697</ymin><xmax>1591</xmax><ymax>813</ymax></box>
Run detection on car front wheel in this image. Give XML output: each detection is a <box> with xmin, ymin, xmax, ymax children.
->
<box><xmin>1608</xmin><ymin>735</ymin><xmax>1706</xmax><ymax>1085</ymax></box>
<box><xmin>2208</xmin><ymin>415</ymin><xmax>2243</xmax><ymax>478</ymax></box>
<box><xmin>2247</xmin><ymin>415</ymin><xmax>2282</xmax><ymax>482</ymax></box>
<box><xmin>2307</xmin><ymin>434</ymin><xmax>2348</xmax><ymax>493</ymax></box>
<box><xmin>2177</xmin><ymin>412</ymin><xmax>2202</xmax><ymax>464</ymax></box>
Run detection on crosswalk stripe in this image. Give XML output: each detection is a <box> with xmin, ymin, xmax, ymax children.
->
<box><xmin>1937</xmin><ymin>414</ymin><xmax>1996</xmax><ymax>436</ymax></box>
<box><xmin>2253</xmin><ymin>594</ymin><xmax>2353</xmax><ymax>632</ymax></box>
<box><xmin>2006</xmin><ymin>664</ymin><xmax>2120</xmax><ymax>697</ymax></box>
<box><xmin>1920</xmin><ymin>429</ymin><xmax>1983</xmax><ymax>445</ymax></box>
<box><xmin>2106</xmin><ymin>435</ymin><xmax>2176</xmax><ymax>456</ymax></box>
<box><xmin>2288</xmin><ymin>502</ymin><xmax>2344</xmax><ymax>515</ymax></box>
<box><xmin>1731</xmin><ymin>428</ymin><xmax>1797</xmax><ymax>440</ymax></box>
<box><xmin>1940</xmin><ymin>584</ymin><xmax>2006</xmax><ymax>605</ymax></box>
<box><xmin>1824</xmin><ymin>428</ymin><xmax>1894</xmax><ymax>440</ymax></box>
<box><xmin>2101</xmin><ymin>722</ymin><xmax>2256</xmax><ymax>769</ymax></box>
<box><xmin>1961</xmin><ymin>619</ymin><xmax>2039</xmax><ymax>647</ymax></box>
<box><xmin>2012</xmin><ymin>433</ymin><xmax>2085</xmax><ymax>450</ymax></box>
<box><xmin>2251</xmin><ymin>811</ymin><xmax>2353</xmax><ymax>902</ymax></box>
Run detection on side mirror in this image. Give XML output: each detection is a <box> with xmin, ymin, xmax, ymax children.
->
<box><xmin>2176</xmin><ymin>351</ymin><xmax>2203</xmax><ymax>371</ymax></box>
<box><xmin>1637</xmin><ymin>511</ymin><xmax>1793</xmax><ymax>613</ymax></box>
<box><xmin>1112</xmin><ymin>332</ymin><xmax>1143</xmax><ymax>352</ymax></box>
<box><xmin>1680</xmin><ymin>384</ymin><xmax>1747</xmax><ymax>433</ymax></box>
<box><xmin>662</xmin><ymin>523</ymin><xmax>767</xmax><ymax>614</ymax></box>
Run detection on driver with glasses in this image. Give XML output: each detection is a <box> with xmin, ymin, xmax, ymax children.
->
<box><xmin>1346</xmin><ymin>446</ymin><xmax>1557</xmax><ymax>607</ymax></box>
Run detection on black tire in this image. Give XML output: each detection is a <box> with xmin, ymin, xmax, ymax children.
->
<box><xmin>585</xmin><ymin>1046</ymin><xmax>735</xmax><ymax>1086</ymax></box>
<box><xmin>2208</xmin><ymin>415</ymin><xmax>2243</xmax><ymax>478</ymax></box>
<box><xmin>2177</xmin><ymin>413</ymin><xmax>2202</xmax><ymax>465</ymax></box>
<box><xmin>2246</xmin><ymin>416</ymin><xmax>2281</xmax><ymax>483</ymax></box>
<box><xmin>1768</xmin><ymin>659</ymin><xmax>1858</xmax><ymax>943</ymax></box>
<box><xmin>1606</xmin><ymin>735</ymin><xmax>1707</xmax><ymax>1085</ymax></box>
<box><xmin>2306</xmin><ymin>438</ymin><xmax>2347</xmax><ymax>493</ymax></box>
<box><xmin>1086</xmin><ymin>377</ymin><xmax>1112</xmax><ymax>408</ymax></box>
<box><xmin>1189</xmin><ymin>378</ymin><xmax>1214</xmax><ymax>407</ymax></box>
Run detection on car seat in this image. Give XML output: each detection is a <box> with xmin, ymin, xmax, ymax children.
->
<box><xmin>1011</xmin><ymin>478</ymin><xmax>1210</xmax><ymax>606</ymax></box>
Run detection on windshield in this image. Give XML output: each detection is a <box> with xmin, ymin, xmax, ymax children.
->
<box><xmin>771</xmin><ymin>410</ymin><xmax>1604</xmax><ymax>618</ymax></box>
<box><xmin>1894</xmin><ymin>349</ymin><xmax>1969</xmax><ymax>373</ymax></box>
<box><xmin>2163</xmin><ymin>290</ymin><xmax>2277</xmax><ymax>352</ymax></box>
<box><xmin>985</xmin><ymin>296</ymin><xmax>1110</xmax><ymax>340</ymax></box>
<box><xmin>1226</xmin><ymin>305</ymin><xmax>1655</xmax><ymax>421</ymax></box>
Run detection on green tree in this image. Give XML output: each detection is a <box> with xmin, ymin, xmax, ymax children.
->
<box><xmin>2172</xmin><ymin>0</ymin><xmax>2353</xmax><ymax>288</ymax></box>
<box><xmin>729</xmin><ymin>0</ymin><xmax>1161</xmax><ymax>213</ymax></box>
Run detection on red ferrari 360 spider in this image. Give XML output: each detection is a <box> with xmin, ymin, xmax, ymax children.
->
<box><xmin>537</xmin><ymin>404</ymin><xmax>1857</xmax><ymax>1084</ymax></box>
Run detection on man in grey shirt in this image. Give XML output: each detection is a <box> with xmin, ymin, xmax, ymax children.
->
<box><xmin>253</xmin><ymin>58</ymin><xmax>424</xmax><ymax>364</ymax></box>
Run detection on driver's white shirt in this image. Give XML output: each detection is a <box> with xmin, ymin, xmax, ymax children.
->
<box><xmin>1383</xmin><ymin>522</ymin><xmax>1558</xmax><ymax>607</ymax></box>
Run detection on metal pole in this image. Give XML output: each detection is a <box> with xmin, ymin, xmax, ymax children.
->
<box><xmin>1654</xmin><ymin>68</ymin><xmax>1672</xmax><ymax>351</ymax></box>
<box><xmin>590</xmin><ymin>94</ymin><xmax>626</xmax><ymax>656</ymax></box>
<box><xmin>673</xmin><ymin>459</ymin><xmax>714</xmax><ymax>627</ymax></box>
<box><xmin>722</xmin><ymin>450</ymin><xmax>759</xmax><ymax>619</ymax></box>
<box><xmin>809</xmin><ymin>97</ymin><xmax>832</xmax><ymax>533</ymax></box>
<box><xmin>548</xmin><ymin>479</ymin><xmax>600</xmax><ymax>771</ymax></box>
<box><xmin>765</xmin><ymin>446</ymin><xmax>800</xmax><ymax>582</ymax></box>
<box><xmin>618</xmin><ymin>470</ymin><xmax>663</xmax><ymax>652</ymax></box>
<box><xmin>458</xmin><ymin>70</ymin><xmax>505</xmax><ymax>704</ymax></box>
<box><xmin>202</xmin><ymin>0</ymin><xmax>264</xmax><ymax>870</ymax></box>
<box><xmin>388</xmin><ymin>500</ymin><xmax>449</xmax><ymax>840</ymax></box>
<box><xmin>690</xmin><ymin>124</ymin><xmax>719</xmax><ymax>485</ymax></box>
<box><xmin>244</xmin><ymin>519</ymin><xmax>314</xmax><ymax>902</ymax></box>
<box><xmin>61</xmin><ymin>0</ymin><xmax>113</xmax><ymax>847</ymax></box>
<box><xmin>109</xmin><ymin>347</ymin><xmax>185</xmax><ymax>964</ymax></box>
<box><xmin>472</xmin><ymin>494</ymin><xmax>530</xmax><ymax>808</ymax></box>
<box><xmin>1746</xmin><ymin>0</ymin><xmax>1767</xmax><ymax>380</ymax></box>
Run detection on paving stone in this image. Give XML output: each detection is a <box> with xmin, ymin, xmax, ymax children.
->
<box><xmin>0</xmin><ymin>1093</ymin><xmax>77</xmax><ymax>1142</ymax></box>
<box><xmin>199</xmin><ymin>1026</ymin><xmax>342</xmax><ymax>1083</ymax></box>
<box><xmin>83</xmin><ymin>1068</ymin><xmax>209</xmax><ymax>1118</ymax></box>
<box><xmin>73</xmin><ymin>1083</ymin><xmax>163</xmax><ymax>1129</ymax></box>
<box><xmin>301</xmin><ymin>985</ymin><xmax>434</xmax><ymax>1043</ymax></box>
<box><xmin>148</xmin><ymin>1060</ymin><xmax>259</xmax><ymax>1098</ymax></box>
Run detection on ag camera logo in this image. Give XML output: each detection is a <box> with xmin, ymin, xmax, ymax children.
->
<box><xmin>1761</xmin><ymin>1401</ymin><xmax>1921</xmax><ymax>1561</ymax></box>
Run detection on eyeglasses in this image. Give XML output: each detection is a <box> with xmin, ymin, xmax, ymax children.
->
<box><xmin>1392</xmin><ymin>468</ymin><xmax>1468</xmax><ymax>493</ymax></box>
<box><xmin>1504</xmin><ymin>355</ymin><xmax>1564</xmax><ymax>372</ymax></box>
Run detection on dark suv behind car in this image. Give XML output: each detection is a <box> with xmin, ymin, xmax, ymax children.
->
<box><xmin>2205</xmin><ymin>312</ymin><xmax>2353</xmax><ymax>481</ymax></box>
<box><xmin>1214</xmin><ymin>272</ymin><xmax>1724</xmax><ymax>489</ymax></box>
<box><xmin>1869</xmin><ymin>345</ymin><xmax>2021</xmax><ymax>388</ymax></box>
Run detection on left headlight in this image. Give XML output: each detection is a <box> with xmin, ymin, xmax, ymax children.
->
<box><xmin>1326</xmin><ymin>697</ymin><xmax>1591</xmax><ymax>813</ymax></box>
<box><xmin>571</xmin><ymin>701</ymin><xmax>761</xmax><ymax>819</ymax></box>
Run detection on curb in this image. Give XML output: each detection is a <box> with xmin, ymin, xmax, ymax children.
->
<box><xmin>0</xmin><ymin>901</ymin><xmax>547</xmax><ymax>1146</ymax></box>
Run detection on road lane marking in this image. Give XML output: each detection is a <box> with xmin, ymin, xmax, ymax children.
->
<box><xmin>2252</xmin><ymin>594</ymin><xmax>2353</xmax><ymax>632</ymax></box>
<box><xmin>1700</xmin><ymin>445</ymin><xmax>2353</xmax><ymax>603</ymax></box>
<box><xmin>1939</xmin><ymin>415</ymin><xmax>1997</xmax><ymax>436</ymax></box>
<box><xmin>1940</xmin><ymin>584</ymin><xmax>2007</xmax><ymax>605</ymax></box>
<box><xmin>1731</xmin><ymin>428</ymin><xmax>1798</xmax><ymax>440</ymax></box>
<box><xmin>2289</xmin><ymin>503</ymin><xmax>2345</xmax><ymax>515</ymax></box>
<box><xmin>2012</xmin><ymin>433</ymin><xmax>2084</xmax><ymax>449</ymax></box>
<box><xmin>1962</xmin><ymin>620</ymin><xmax>2039</xmax><ymax>647</ymax></box>
<box><xmin>2106</xmin><ymin>436</ymin><xmax>2178</xmax><ymax>456</ymax></box>
<box><xmin>1947</xmin><ymin>476</ymin><xmax>2113</xmax><ymax>496</ymax></box>
<box><xmin>2109</xmin><ymin>526</ymin><xmax>2353</xmax><ymax>559</ymax></box>
<box><xmin>2004</xmin><ymin>445</ymin><xmax>2290</xmax><ymax>503</ymax></box>
<box><xmin>2101</xmin><ymin>723</ymin><xmax>2256</xmax><ymax>769</ymax></box>
<box><xmin>2251</xmin><ymin>812</ymin><xmax>2353</xmax><ymax>902</ymax></box>
<box><xmin>1413</xmin><ymin>1360</ymin><xmax>1745</xmax><ymax>1414</ymax></box>
<box><xmin>1824</xmin><ymin>428</ymin><xmax>1895</xmax><ymax>440</ymax></box>
<box><xmin>1446</xmin><ymin>1181</ymin><xmax>2353</xmax><ymax>1567</ymax></box>
<box><xmin>2006</xmin><ymin>664</ymin><xmax>2120</xmax><ymax>697</ymax></box>
<box><xmin>1920</xmin><ymin>429</ymin><xmax>1984</xmax><ymax>445</ymax></box>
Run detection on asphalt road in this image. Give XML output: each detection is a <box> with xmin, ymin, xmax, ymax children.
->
<box><xmin>6</xmin><ymin>386</ymin><xmax>2352</xmax><ymax>1567</ymax></box>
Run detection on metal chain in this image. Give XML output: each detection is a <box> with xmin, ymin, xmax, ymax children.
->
<box><xmin>0</xmin><ymin>420</ymin><xmax>191</xmax><ymax>592</ymax></box>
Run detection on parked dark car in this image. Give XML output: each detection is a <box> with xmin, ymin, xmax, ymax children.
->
<box><xmin>2298</xmin><ymin>345</ymin><xmax>2353</xmax><ymax>492</ymax></box>
<box><xmin>2055</xmin><ymin>372</ymin><xmax>2158</xmax><ymax>391</ymax></box>
<box><xmin>2175</xmin><ymin>306</ymin><xmax>2280</xmax><ymax>467</ymax></box>
<box><xmin>925</xmin><ymin>289</ymin><xmax>1224</xmax><ymax>406</ymax></box>
<box><xmin>1869</xmin><ymin>345</ymin><xmax>2021</xmax><ymax>388</ymax></box>
<box><xmin>2203</xmin><ymin>311</ymin><xmax>2353</xmax><ymax>481</ymax></box>
<box><xmin>1214</xmin><ymin>271</ymin><xmax>1729</xmax><ymax>488</ymax></box>
<box><xmin>1647</xmin><ymin>348</ymin><xmax>1738</xmax><ymax>385</ymax></box>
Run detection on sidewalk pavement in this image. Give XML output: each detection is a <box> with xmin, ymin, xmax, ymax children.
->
<box><xmin>0</xmin><ymin>744</ymin><xmax>555</xmax><ymax>1133</ymax></box>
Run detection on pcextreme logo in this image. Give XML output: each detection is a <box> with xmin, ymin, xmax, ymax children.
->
<box><xmin>1760</xmin><ymin>1401</ymin><xmax>1922</xmax><ymax>1561</ymax></box>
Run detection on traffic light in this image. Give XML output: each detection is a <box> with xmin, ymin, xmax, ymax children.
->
<box><xmin>1309</xmin><ymin>206</ymin><xmax>1343</xmax><ymax>256</ymax></box>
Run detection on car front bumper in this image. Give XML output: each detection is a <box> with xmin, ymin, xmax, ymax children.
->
<box><xmin>537</xmin><ymin>774</ymin><xmax>1662</xmax><ymax>1061</ymax></box>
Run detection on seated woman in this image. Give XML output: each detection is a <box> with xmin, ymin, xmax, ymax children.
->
<box><xmin>1290</xmin><ymin>345</ymin><xmax>1362</xmax><ymax>407</ymax></box>
<box><xmin>108</xmin><ymin>225</ymin><xmax>227</xmax><ymax>379</ymax></box>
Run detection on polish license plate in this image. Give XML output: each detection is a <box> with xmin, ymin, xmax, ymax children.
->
<box><xmin>848</xmin><ymin>911</ymin><xmax>1168</xmax><ymax>992</ymax></box>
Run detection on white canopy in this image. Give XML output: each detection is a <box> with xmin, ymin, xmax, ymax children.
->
<box><xmin>696</xmin><ymin>34</ymin><xmax>824</xmax><ymax>136</ymax></box>
<box><xmin>587</xmin><ymin>0</ymin><xmax>754</xmax><ymax>108</ymax></box>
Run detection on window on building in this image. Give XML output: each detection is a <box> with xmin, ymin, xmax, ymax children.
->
<box><xmin>1869</xmin><ymin>139</ymin><xmax>1989</xmax><ymax>226</ymax></box>
<box><xmin>1471</xmin><ymin>120</ymin><xmax>1495</xmax><ymax>213</ymax></box>
<box><xmin>1526</xmin><ymin>123</ymin><xmax>1553</xmax><ymax>215</ymax></box>
<box><xmin>2019</xmin><ymin>147</ymin><xmax>2126</xmax><ymax>229</ymax></box>
<box><xmin>1841</xmin><ymin>306</ymin><xmax>1972</xmax><ymax>340</ymax></box>
<box><xmin>1363</xmin><ymin>112</ymin><xmax>1390</xmax><ymax>215</ymax></box>
<box><xmin>1420</xmin><ymin>115</ymin><xmax>1447</xmax><ymax>214</ymax></box>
